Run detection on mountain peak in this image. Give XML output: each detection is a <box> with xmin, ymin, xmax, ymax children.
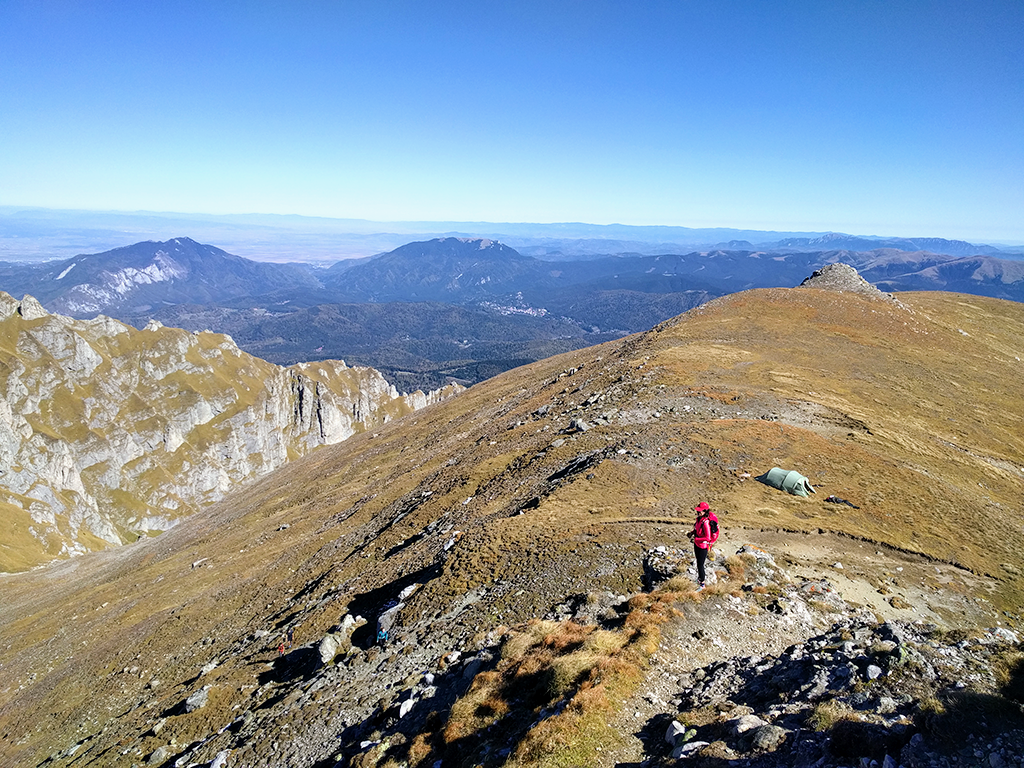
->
<box><xmin>2</xmin><ymin>239</ymin><xmax>323</xmax><ymax>318</ymax></box>
<box><xmin>389</xmin><ymin>236</ymin><xmax>522</xmax><ymax>258</ymax></box>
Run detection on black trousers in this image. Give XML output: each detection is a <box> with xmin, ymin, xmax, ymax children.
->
<box><xmin>694</xmin><ymin>544</ymin><xmax>708</xmax><ymax>585</ymax></box>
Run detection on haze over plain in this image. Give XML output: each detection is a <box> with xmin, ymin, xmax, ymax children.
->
<box><xmin>2</xmin><ymin>1</ymin><xmax>1022</xmax><ymax>245</ymax></box>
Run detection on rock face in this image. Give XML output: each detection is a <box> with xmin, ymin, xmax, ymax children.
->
<box><xmin>0</xmin><ymin>293</ymin><xmax>462</xmax><ymax>570</ymax></box>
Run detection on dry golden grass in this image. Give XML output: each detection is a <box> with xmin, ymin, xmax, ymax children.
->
<box><xmin>807</xmin><ymin>700</ymin><xmax>856</xmax><ymax>731</ymax></box>
<box><xmin>428</xmin><ymin>562</ymin><xmax>744</xmax><ymax>768</ymax></box>
<box><xmin>2</xmin><ymin>287</ymin><xmax>1023</xmax><ymax>765</ymax></box>
<box><xmin>582</xmin><ymin>629</ymin><xmax>628</xmax><ymax>656</ymax></box>
<box><xmin>501</xmin><ymin>620</ymin><xmax>561</xmax><ymax>661</ymax></box>
<box><xmin>994</xmin><ymin>650</ymin><xmax>1024</xmax><ymax>703</ymax></box>
<box><xmin>443</xmin><ymin>671</ymin><xmax>508</xmax><ymax>743</ymax></box>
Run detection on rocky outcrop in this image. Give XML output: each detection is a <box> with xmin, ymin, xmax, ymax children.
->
<box><xmin>318</xmin><ymin>614</ymin><xmax>367</xmax><ymax>665</ymax></box>
<box><xmin>0</xmin><ymin>293</ymin><xmax>462</xmax><ymax>570</ymax></box>
<box><xmin>799</xmin><ymin>261</ymin><xmax>902</xmax><ymax>304</ymax></box>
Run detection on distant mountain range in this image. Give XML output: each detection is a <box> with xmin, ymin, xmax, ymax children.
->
<box><xmin>769</xmin><ymin>233</ymin><xmax>1004</xmax><ymax>257</ymax></box>
<box><xmin>1</xmin><ymin>235</ymin><xmax>1022</xmax><ymax>388</ymax></box>
<box><xmin>3</xmin><ymin>206</ymin><xmax>1022</xmax><ymax>263</ymax></box>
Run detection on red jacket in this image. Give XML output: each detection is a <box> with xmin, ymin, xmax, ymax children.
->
<box><xmin>693</xmin><ymin>515</ymin><xmax>713</xmax><ymax>549</ymax></box>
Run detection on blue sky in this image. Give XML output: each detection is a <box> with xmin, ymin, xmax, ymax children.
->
<box><xmin>2</xmin><ymin>1</ymin><xmax>1022</xmax><ymax>242</ymax></box>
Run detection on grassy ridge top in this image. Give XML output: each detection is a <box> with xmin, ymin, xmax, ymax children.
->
<box><xmin>648</xmin><ymin>289</ymin><xmax>1023</xmax><ymax>587</ymax></box>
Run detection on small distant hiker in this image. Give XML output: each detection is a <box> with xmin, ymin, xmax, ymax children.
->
<box><xmin>687</xmin><ymin>502</ymin><xmax>720</xmax><ymax>590</ymax></box>
<box><xmin>277</xmin><ymin>640</ymin><xmax>285</xmax><ymax>657</ymax></box>
<box><xmin>286</xmin><ymin>627</ymin><xmax>295</xmax><ymax>649</ymax></box>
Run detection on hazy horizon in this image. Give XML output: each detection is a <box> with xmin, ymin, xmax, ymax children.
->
<box><xmin>3</xmin><ymin>205</ymin><xmax>1023</xmax><ymax>266</ymax></box>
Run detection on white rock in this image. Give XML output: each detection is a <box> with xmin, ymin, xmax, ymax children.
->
<box><xmin>18</xmin><ymin>295</ymin><xmax>49</xmax><ymax>320</ymax></box>
<box><xmin>732</xmin><ymin>713</ymin><xmax>768</xmax><ymax>734</ymax></box>
<box><xmin>184</xmin><ymin>686</ymin><xmax>209</xmax><ymax>713</ymax></box>
<box><xmin>986</xmin><ymin>627</ymin><xmax>1020</xmax><ymax>644</ymax></box>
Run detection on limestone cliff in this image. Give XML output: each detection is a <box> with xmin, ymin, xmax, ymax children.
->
<box><xmin>0</xmin><ymin>292</ymin><xmax>462</xmax><ymax>570</ymax></box>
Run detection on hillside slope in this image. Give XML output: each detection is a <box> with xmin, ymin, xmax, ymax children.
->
<box><xmin>0</xmin><ymin>283</ymin><xmax>1022</xmax><ymax>767</ymax></box>
<box><xmin>0</xmin><ymin>292</ymin><xmax>461</xmax><ymax>571</ymax></box>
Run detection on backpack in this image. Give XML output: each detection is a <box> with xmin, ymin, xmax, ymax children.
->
<box><xmin>707</xmin><ymin>513</ymin><xmax>720</xmax><ymax>543</ymax></box>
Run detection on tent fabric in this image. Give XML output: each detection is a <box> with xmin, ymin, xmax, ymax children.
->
<box><xmin>765</xmin><ymin>467</ymin><xmax>816</xmax><ymax>497</ymax></box>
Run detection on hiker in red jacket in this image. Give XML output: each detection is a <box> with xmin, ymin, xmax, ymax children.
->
<box><xmin>687</xmin><ymin>502</ymin><xmax>719</xmax><ymax>590</ymax></box>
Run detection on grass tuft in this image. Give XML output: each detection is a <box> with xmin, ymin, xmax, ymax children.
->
<box><xmin>807</xmin><ymin>700</ymin><xmax>855</xmax><ymax>731</ymax></box>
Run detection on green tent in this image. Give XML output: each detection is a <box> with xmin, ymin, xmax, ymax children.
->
<box><xmin>765</xmin><ymin>467</ymin><xmax>816</xmax><ymax>497</ymax></box>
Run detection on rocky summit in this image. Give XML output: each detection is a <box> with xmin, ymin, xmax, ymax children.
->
<box><xmin>0</xmin><ymin>278</ymin><xmax>1022</xmax><ymax>768</ymax></box>
<box><xmin>0</xmin><ymin>291</ymin><xmax>461</xmax><ymax>571</ymax></box>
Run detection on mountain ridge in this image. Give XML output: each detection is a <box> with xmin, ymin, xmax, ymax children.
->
<box><xmin>6</xmin><ymin>236</ymin><xmax>1023</xmax><ymax>394</ymax></box>
<box><xmin>1</xmin><ymin>279</ymin><xmax>1022</xmax><ymax>766</ymax></box>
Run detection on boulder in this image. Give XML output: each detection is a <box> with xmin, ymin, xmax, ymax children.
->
<box><xmin>876</xmin><ymin>696</ymin><xmax>897</xmax><ymax>714</ymax></box>
<box><xmin>750</xmin><ymin>724</ymin><xmax>788</xmax><ymax>751</ymax></box>
<box><xmin>462</xmin><ymin>658</ymin><xmax>484</xmax><ymax>680</ymax></box>
<box><xmin>319</xmin><ymin>634</ymin><xmax>342</xmax><ymax>665</ymax></box>
<box><xmin>319</xmin><ymin>614</ymin><xmax>367</xmax><ymax>664</ymax></box>
<box><xmin>183</xmin><ymin>686</ymin><xmax>209</xmax><ymax>713</ymax></box>
<box><xmin>731</xmin><ymin>714</ymin><xmax>767</xmax><ymax>735</ymax></box>
<box><xmin>672</xmin><ymin>741</ymin><xmax>710</xmax><ymax>759</ymax></box>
